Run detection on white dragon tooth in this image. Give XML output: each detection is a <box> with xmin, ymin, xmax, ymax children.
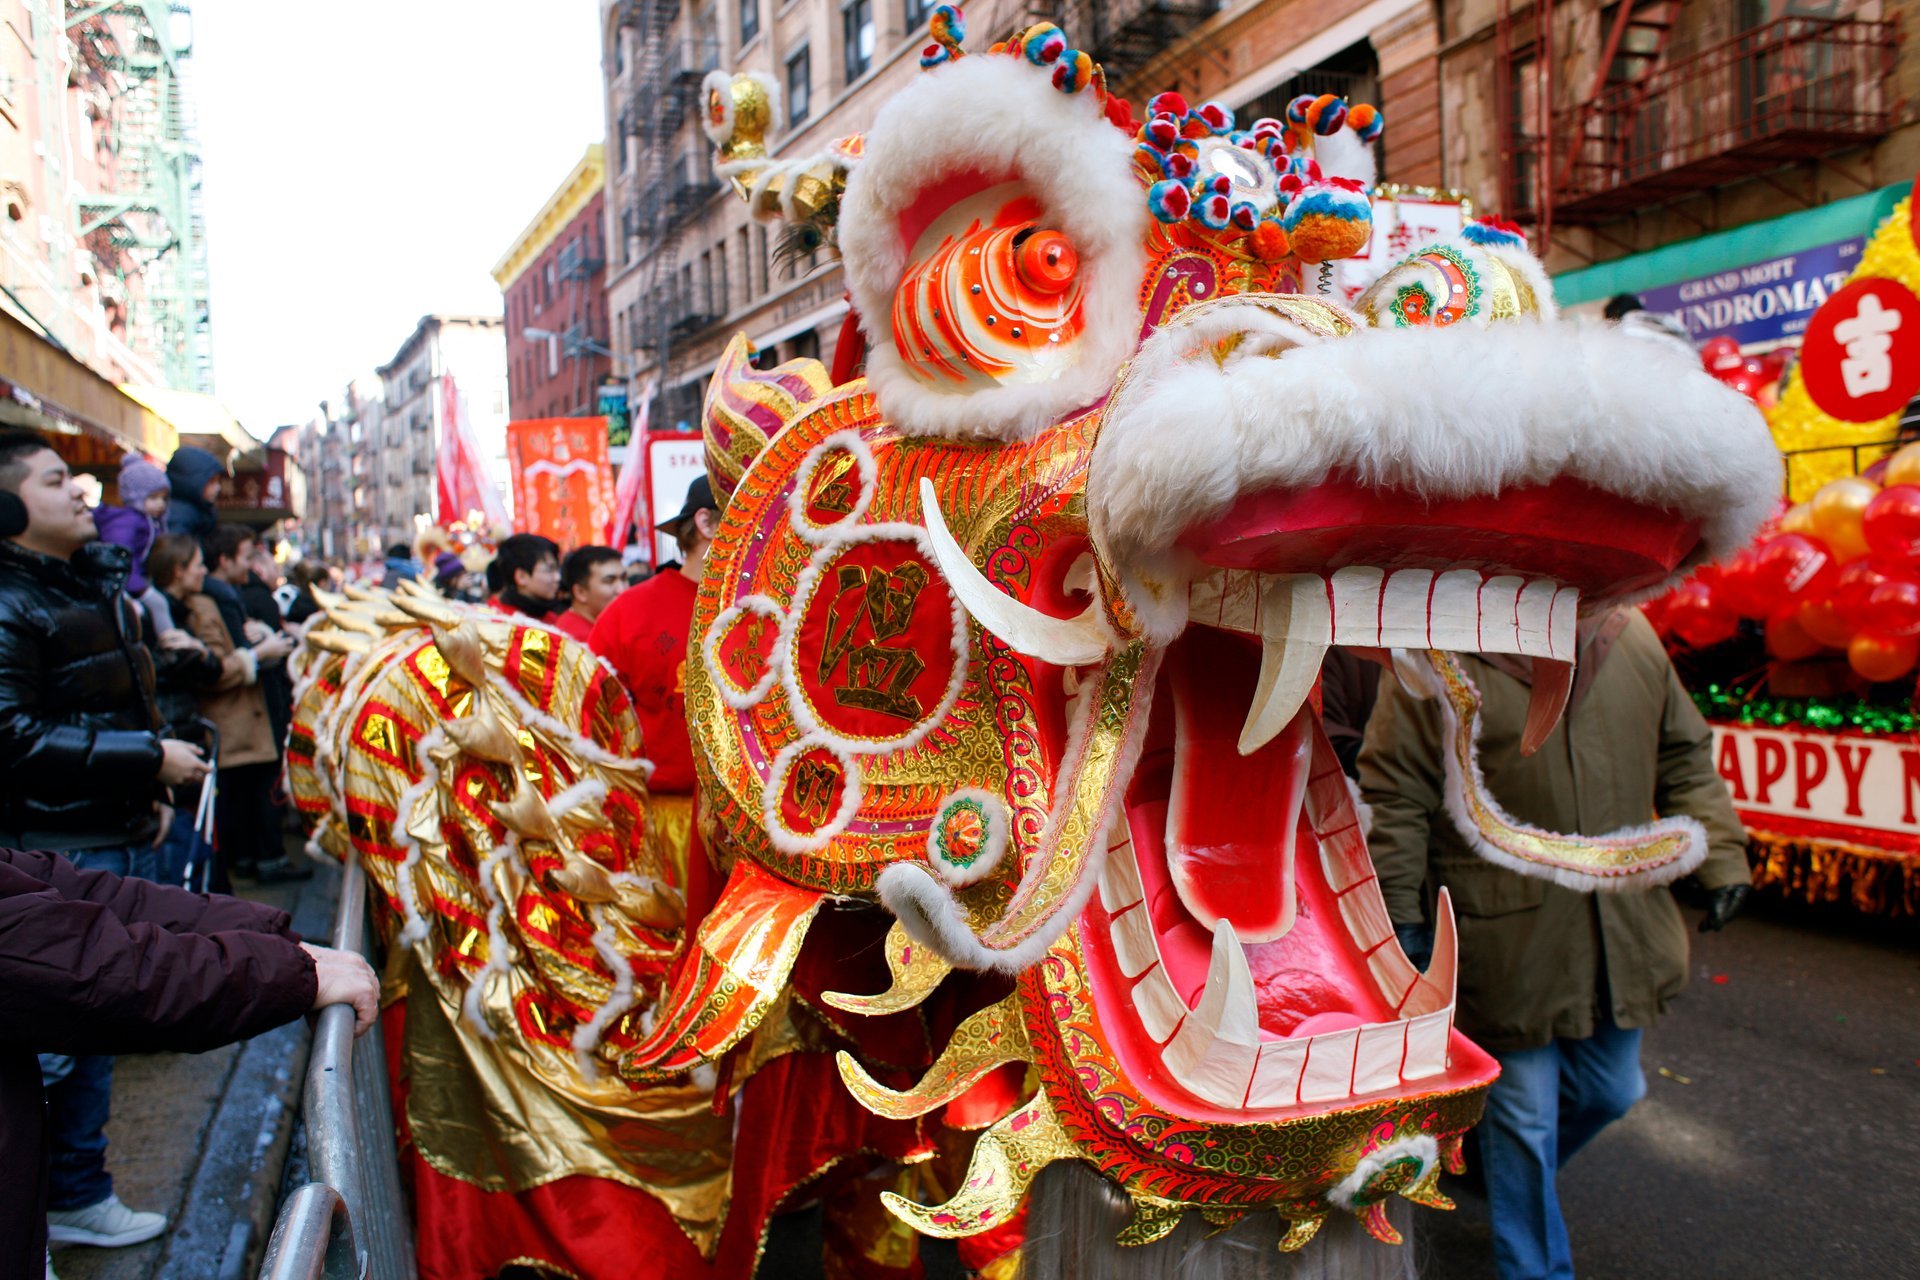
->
<box><xmin>1238</xmin><ymin>575</ymin><xmax>1331</xmax><ymax>754</ymax></box>
<box><xmin>1189</xmin><ymin>567</ymin><xmax>1260</xmax><ymax>633</ymax></box>
<box><xmin>1401</xmin><ymin>1008</ymin><xmax>1452</xmax><ymax>1080</ymax></box>
<box><xmin>1516</xmin><ymin>579</ymin><xmax>1559</xmax><ymax>657</ymax></box>
<box><xmin>1329</xmin><ymin>566</ymin><xmax>1386</xmax><ymax>646</ymax></box>
<box><xmin>1299</xmin><ymin>1025</ymin><xmax>1361</xmax><ymax>1102</ymax></box>
<box><xmin>1353</xmin><ymin>1020</ymin><xmax>1410</xmax><ymax>1096</ymax></box>
<box><xmin>919</xmin><ymin>478</ymin><xmax>1109</xmax><ymax>667</ymax></box>
<box><xmin>1549</xmin><ymin>586</ymin><xmax>1581</xmax><ymax>662</ymax></box>
<box><xmin>1377</xmin><ymin>569</ymin><xmax>1435</xmax><ymax>648</ymax></box>
<box><xmin>1111</xmin><ymin>903</ymin><xmax>1159</xmax><ymax>979</ymax></box>
<box><xmin>1476</xmin><ymin>574</ymin><xmax>1525</xmax><ymax>653</ymax></box>
<box><xmin>1098</xmin><ymin>826</ymin><xmax>1144</xmax><ymax>912</ymax></box>
<box><xmin>1134</xmin><ymin>964</ymin><xmax>1186</xmax><ymax>1044</ymax></box>
<box><xmin>1427</xmin><ymin>569</ymin><xmax>1484</xmax><ymax>651</ymax></box>
<box><xmin>1389</xmin><ymin>648</ymin><xmax>1440</xmax><ymax>700</ymax></box>
<box><xmin>1337</xmin><ymin>879</ymin><xmax>1394</xmax><ymax>953</ymax></box>
<box><xmin>1162</xmin><ymin>921</ymin><xmax>1262</xmax><ymax>1106</ymax></box>
<box><xmin>1247</xmin><ymin>1036</ymin><xmax>1308</xmax><ymax>1108</ymax></box>
<box><xmin>1368</xmin><ymin>938</ymin><xmax>1418</xmax><ymax>1008</ymax></box>
<box><xmin>1402</xmin><ymin>887</ymin><xmax>1459</xmax><ymax>1017</ymax></box>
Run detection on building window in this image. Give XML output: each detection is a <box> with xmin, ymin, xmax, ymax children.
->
<box><xmin>843</xmin><ymin>0</ymin><xmax>873</xmax><ymax>83</ymax></box>
<box><xmin>740</xmin><ymin>0</ymin><xmax>758</xmax><ymax>46</ymax></box>
<box><xmin>787</xmin><ymin>47</ymin><xmax>811</xmax><ymax>126</ymax></box>
<box><xmin>904</xmin><ymin>0</ymin><xmax>932</xmax><ymax>31</ymax></box>
<box><xmin>714</xmin><ymin>240</ymin><xmax>729</xmax><ymax>315</ymax></box>
<box><xmin>755</xmin><ymin>224</ymin><xmax>769</xmax><ymax>295</ymax></box>
<box><xmin>613</xmin><ymin>29</ymin><xmax>625</xmax><ymax>75</ymax></box>
<box><xmin>737</xmin><ymin>227</ymin><xmax>753</xmax><ymax>300</ymax></box>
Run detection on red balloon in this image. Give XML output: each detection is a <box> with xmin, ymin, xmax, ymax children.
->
<box><xmin>1668</xmin><ymin>581</ymin><xmax>1740</xmax><ymax>649</ymax></box>
<box><xmin>1862</xmin><ymin>573</ymin><xmax>1920</xmax><ymax>637</ymax></box>
<box><xmin>1754</xmin><ymin>533</ymin><xmax>1840</xmax><ymax>604</ymax></box>
<box><xmin>1714</xmin><ymin>549</ymin><xmax>1771</xmax><ymax>619</ymax></box>
<box><xmin>1798</xmin><ymin>596</ymin><xmax>1857</xmax><ymax>647</ymax></box>
<box><xmin>1862</xmin><ymin>484</ymin><xmax>1920</xmax><ymax>568</ymax></box>
<box><xmin>1765</xmin><ymin>610</ymin><xmax>1825</xmax><ymax>661</ymax></box>
<box><xmin>1848</xmin><ymin>630</ymin><xmax>1920</xmax><ymax>682</ymax></box>
<box><xmin>1829</xmin><ymin>560</ymin><xmax>1890</xmax><ymax>629</ymax></box>
<box><xmin>1700</xmin><ymin>336</ymin><xmax>1742</xmax><ymax>371</ymax></box>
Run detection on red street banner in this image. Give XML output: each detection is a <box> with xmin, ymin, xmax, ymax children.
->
<box><xmin>437</xmin><ymin>374</ymin><xmax>509</xmax><ymax>527</ymax></box>
<box><xmin>1710</xmin><ymin>721</ymin><xmax>1920</xmax><ymax>857</ymax></box>
<box><xmin>507</xmin><ymin>417</ymin><xmax>613</xmax><ymax>547</ymax></box>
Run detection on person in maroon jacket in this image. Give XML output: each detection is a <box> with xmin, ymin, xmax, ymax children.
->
<box><xmin>0</xmin><ymin>847</ymin><xmax>377</xmax><ymax>1276</ymax></box>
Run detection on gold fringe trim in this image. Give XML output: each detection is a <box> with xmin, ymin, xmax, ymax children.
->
<box><xmin>1749</xmin><ymin>833</ymin><xmax>1920</xmax><ymax>918</ymax></box>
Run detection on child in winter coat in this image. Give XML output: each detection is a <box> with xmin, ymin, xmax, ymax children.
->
<box><xmin>94</xmin><ymin>456</ymin><xmax>176</xmax><ymax>635</ymax></box>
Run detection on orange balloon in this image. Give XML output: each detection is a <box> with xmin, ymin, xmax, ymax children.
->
<box><xmin>1847</xmin><ymin>631</ymin><xmax>1919</xmax><ymax>682</ymax></box>
<box><xmin>1779</xmin><ymin>502</ymin><xmax>1816</xmax><ymax>535</ymax></box>
<box><xmin>1797</xmin><ymin>596</ymin><xmax>1856</xmax><ymax>647</ymax></box>
<box><xmin>1810</xmin><ymin>476</ymin><xmax>1880</xmax><ymax>562</ymax></box>
<box><xmin>1765</xmin><ymin>610</ymin><xmax>1825</xmax><ymax>661</ymax></box>
<box><xmin>1885</xmin><ymin>441</ymin><xmax>1920</xmax><ymax>488</ymax></box>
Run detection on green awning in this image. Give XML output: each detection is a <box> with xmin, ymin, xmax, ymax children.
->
<box><xmin>1551</xmin><ymin>182</ymin><xmax>1912</xmax><ymax>307</ymax></box>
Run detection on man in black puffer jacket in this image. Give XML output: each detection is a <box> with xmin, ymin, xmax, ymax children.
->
<box><xmin>0</xmin><ymin>430</ymin><xmax>219</xmax><ymax>1259</ymax></box>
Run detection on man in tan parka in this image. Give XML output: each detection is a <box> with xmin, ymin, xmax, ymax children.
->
<box><xmin>1359</xmin><ymin>607</ymin><xmax>1750</xmax><ymax>1280</ymax></box>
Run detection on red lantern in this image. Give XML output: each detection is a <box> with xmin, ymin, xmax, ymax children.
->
<box><xmin>1668</xmin><ymin>581</ymin><xmax>1739</xmax><ymax>649</ymax></box>
<box><xmin>1862</xmin><ymin>484</ymin><xmax>1920</xmax><ymax>569</ymax></box>
<box><xmin>1764</xmin><ymin>610</ymin><xmax>1826</xmax><ymax>661</ymax></box>
<box><xmin>1753</xmin><ymin>533</ymin><xmax>1840</xmax><ymax>605</ymax></box>
<box><xmin>1847</xmin><ymin>631</ymin><xmax>1920</xmax><ymax>682</ymax></box>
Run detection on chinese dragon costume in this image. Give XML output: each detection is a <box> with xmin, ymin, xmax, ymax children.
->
<box><xmin>288</xmin><ymin>9</ymin><xmax>1778</xmax><ymax>1277</ymax></box>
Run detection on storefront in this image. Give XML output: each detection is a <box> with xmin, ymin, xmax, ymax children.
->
<box><xmin>1552</xmin><ymin>182</ymin><xmax>1913</xmax><ymax>355</ymax></box>
<box><xmin>0</xmin><ymin>307</ymin><xmax>179</xmax><ymax>476</ymax></box>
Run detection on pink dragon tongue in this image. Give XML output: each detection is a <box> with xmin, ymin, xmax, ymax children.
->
<box><xmin>1163</xmin><ymin>630</ymin><xmax>1313</xmax><ymax>944</ymax></box>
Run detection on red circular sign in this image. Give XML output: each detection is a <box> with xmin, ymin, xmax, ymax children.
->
<box><xmin>791</xmin><ymin>539</ymin><xmax>956</xmax><ymax>744</ymax></box>
<box><xmin>1800</xmin><ymin>278</ymin><xmax>1920</xmax><ymax>423</ymax></box>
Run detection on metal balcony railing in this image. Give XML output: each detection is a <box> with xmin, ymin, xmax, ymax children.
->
<box><xmin>671</xmin><ymin>38</ymin><xmax>722</xmax><ymax>83</ymax></box>
<box><xmin>1552</xmin><ymin>16</ymin><xmax>1896</xmax><ymax>222</ymax></box>
<box><xmin>1048</xmin><ymin>0</ymin><xmax>1221</xmax><ymax>88</ymax></box>
<box><xmin>665</xmin><ymin>149</ymin><xmax>719</xmax><ymax>224</ymax></box>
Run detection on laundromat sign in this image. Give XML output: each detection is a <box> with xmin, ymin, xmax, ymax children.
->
<box><xmin>1643</xmin><ymin>239</ymin><xmax>1864</xmax><ymax>348</ymax></box>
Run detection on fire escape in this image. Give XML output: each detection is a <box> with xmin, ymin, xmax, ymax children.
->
<box><xmin>1498</xmin><ymin>1</ymin><xmax>1897</xmax><ymax>249</ymax></box>
<box><xmin>1048</xmin><ymin>0</ymin><xmax>1222</xmax><ymax>92</ymax></box>
<box><xmin>618</xmin><ymin>0</ymin><xmax>721</xmax><ymax>425</ymax></box>
<box><xmin>66</xmin><ymin>1</ymin><xmax>213</xmax><ymax>393</ymax></box>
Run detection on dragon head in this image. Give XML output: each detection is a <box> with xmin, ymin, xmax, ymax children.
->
<box><xmin>644</xmin><ymin>10</ymin><xmax>1779</xmax><ymax>1250</ymax></box>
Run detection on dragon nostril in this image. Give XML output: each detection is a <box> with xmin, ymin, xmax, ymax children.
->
<box><xmin>1016</xmin><ymin>229</ymin><xmax>1078</xmax><ymax>295</ymax></box>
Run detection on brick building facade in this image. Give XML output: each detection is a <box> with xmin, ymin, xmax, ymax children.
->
<box><xmin>494</xmin><ymin>145</ymin><xmax>615</xmax><ymax>421</ymax></box>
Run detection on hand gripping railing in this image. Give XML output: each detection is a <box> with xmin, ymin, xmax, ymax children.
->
<box><xmin>259</xmin><ymin>853</ymin><xmax>415</xmax><ymax>1279</ymax></box>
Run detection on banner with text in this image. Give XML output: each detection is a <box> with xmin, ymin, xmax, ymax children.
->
<box><xmin>1711</xmin><ymin>722</ymin><xmax>1920</xmax><ymax>856</ymax></box>
<box><xmin>506</xmin><ymin>417</ymin><xmax>613</xmax><ymax>547</ymax></box>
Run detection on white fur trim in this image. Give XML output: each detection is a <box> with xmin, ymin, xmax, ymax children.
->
<box><xmin>878</xmin><ymin>852</ymin><xmax>1105</xmax><ymax>976</ymax></box>
<box><xmin>1436</xmin><ymin>663</ymin><xmax>1709</xmax><ymax>891</ymax></box>
<box><xmin>462</xmin><ymin>835</ymin><xmax>521</xmax><ymax>1038</ymax></box>
<box><xmin>1312</xmin><ymin>125</ymin><xmax>1377</xmax><ymax>191</ymax></box>
<box><xmin>546</xmin><ymin>778</ymin><xmax>608</xmax><ymax>822</ymax></box>
<box><xmin>787</xmin><ymin>430</ymin><xmax>877</xmax><ymax>545</ymax></box>
<box><xmin>1090</xmin><ymin>316</ymin><xmax>1780</xmax><ymax>643</ymax></box>
<box><xmin>1329</xmin><ymin>1135</ymin><xmax>1437</xmax><ymax>1211</ymax></box>
<box><xmin>761</xmin><ymin>735</ymin><xmax>865</xmax><ymax>854</ymax></box>
<box><xmin>391</xmin><ymin>725</ymin><xmax>448</xmax><ymax>948</ymax></box>
<box><xmin>701</xmin><ymin>595</ymin><xmax>785</xmax><ymax>709</ymax></box>
<box><xmin>572</xmin><ymin>908</ymin><xmax>639</xmax><ymax>1080</ymax></box>
<box><xmin>924</xmin><ymin>787</ymin><xmax>1010</xmax><ymax>887</ymax></box>
<box><xmin>702</xmin><ymin>69</ymin><xmax>783</xmax><ymax>150</ymax></box>
<box><xmin>838</xmin><ymin>54</ymin><xmax>1148</xmax><ymax>441</ymax></box>
<box><xmin>776</xmin><ymin>521</ymin><xmax>970</xmax><ymax>756</ymax></box>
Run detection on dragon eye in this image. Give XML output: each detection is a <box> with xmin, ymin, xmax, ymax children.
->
<box><xmin>1015</xmin><ymin>229</ymin><xmax>1078</xmax><ymax>296</ymax></box>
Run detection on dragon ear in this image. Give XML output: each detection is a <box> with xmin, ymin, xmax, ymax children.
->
<box><xmin>700</xmin><ymin>332</ymin><xmax>838</xmax><ymax>505</ymax></box>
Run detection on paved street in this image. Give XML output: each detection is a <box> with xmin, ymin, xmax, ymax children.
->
<box><xmin>1418</xmin><ymin>900</ymin><xmax>1920</xmax><ymax>1279</ymax></box>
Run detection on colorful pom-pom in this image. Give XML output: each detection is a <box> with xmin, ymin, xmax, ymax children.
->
<box><xmin>1282</xmin><ymin>179</ymin><xmax>1373</xmax><ymax>263</ymax></box>
<box><xmin>1204</xmin><ymin>173</ymin><xmax>1233</xmax><ymax>197</ymax></box>
<box><xmin>1195</xmin><ymin>101</ymin><xmax>1234</xmax><ymax>134</ymax></box>
<box><xmin>1306</xmin><ymin>93</ymin><xmax>1348</xmax><ymax>136</ymax></box>
<box><xmin>1164</xmin><ymin>150</ymin><xmax>1195</xmax><ymax>179</ymax></box>
<box><xmin>1250</xmin><ymin>218</ymin><xmax>1291</xmax><ymax>262</ymax></box>
<box><xmin>1230</xmin><ymin>201</ymin><xmax>1259</xmax><ymax>231</ymax></box>
<box><xmin>1286</xmin><ymin>94</ymin><xmax>1315</xmax><ymax>126</ymax></box>
<box><xmin>1146</xmin><ymin>179</ymin><xmax>1192</xmax><ymax>223</ymax></box>
<box><xmin>1462</xmin><ymin>217</ymin><xmax>1527</xmax><ymax>248</ymax></box>
<box><xmin>920</xmin><ymin>41</ymin><xmax>954</xmax><ymax>68</ymax></box>
<box><xmin>1133</xmin><ymin>143</ymin><xmax>1171</xmax><ymax>177</ymax></box>
<box><xmin>1023</xmin><ymin>24</ymin><xmax>1066</xmax><ymax>64</ymax></box>
<box><xmin>1250</xmin><ymin>117</ymin><xmax>1285</xmax><ymax>142</ymax></box>
<box><xmin>1348</xmin><ymin>102</ymin><xmax>1383</xmax><ymax>143</ymax></box>
<box><xmin>930</xmin><ymin>4</ymin><xmax>965</xmax><ymax>42</ymax></box>
<box><xmin>1147</xmin><ymin>91</ymin><xmax>1189</xmax><ymax>119</ymax></box>
<box><xmin>1144</xmin><ymin>114</ymin><xmax>1181</xmax><ymax>150</ymax></box>
<box><xmin>1191</xmin><ymin>191</ymin><xmax>1233</xmax><ymax>231</ymax></box>
<box><xmin>1053</xmin><ymin>48</ymin><xmax>1094</xmax><ymax>93</ymax></box>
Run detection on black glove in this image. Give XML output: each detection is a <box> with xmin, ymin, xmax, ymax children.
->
<box><xmin>1394</xmin><ymin>922</ymin><xmax>1434</xmax><ymax>969</ymax></box>
<box><xmin>1698</xmin><ymin>883</ymin><xmax>1749</xmax><ymax>933</ymax></box>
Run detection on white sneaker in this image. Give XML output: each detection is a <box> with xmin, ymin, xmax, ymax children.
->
<box><xmin>44</xmin><ymin>1250</ymin><xmax>58</xmax><ymax>1280</ymax></box>
<box><xmin>45</xmin><ymin>1194</ymin><xmax>167</xmax><ymax>1247</ymax></box>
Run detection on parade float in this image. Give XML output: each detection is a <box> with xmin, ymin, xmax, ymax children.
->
<box><xmin>1647</xmin><ymin>182</ymin><xmax>1920</xmax><ymax>919</ymax></box>
<box><xmin>284</xmin><ymin>9</ymin><xmax>1779</xmax><ymax>1275</ymax></box>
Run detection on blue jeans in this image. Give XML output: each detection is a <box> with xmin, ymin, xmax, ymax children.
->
<box><xmin>1480</xmin><ymin>1016</ymin><xmax>1646</xmax><ymax>1280</ymax></box>
<box><xmin>36</xmin><ymin>843</ymin><xmax>160</xmax><ymax>1211</ymax></box>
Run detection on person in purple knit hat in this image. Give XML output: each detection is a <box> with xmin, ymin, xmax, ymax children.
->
<box><xmin>92</xmin><ymin>456</ymin><xmax>175</xmax><ymax>637</ymax></box>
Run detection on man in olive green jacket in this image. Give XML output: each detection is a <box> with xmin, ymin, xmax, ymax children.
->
<box><xmin>1359</xmin><ymin>608</ymin><xmax>1749</xmax><ymax>1280</ymax></box>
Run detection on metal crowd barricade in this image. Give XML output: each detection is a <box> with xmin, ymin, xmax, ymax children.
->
<box><xmin>260</xmin><ymin>852</ymin><xmax>416</xmax><ymax>1279</ymax></box>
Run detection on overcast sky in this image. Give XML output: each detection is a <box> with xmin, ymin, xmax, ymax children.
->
<box><xmin>191</xmin><ymin>1</ymin><xmax>604</xmax><ymax>433</ymax></box>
